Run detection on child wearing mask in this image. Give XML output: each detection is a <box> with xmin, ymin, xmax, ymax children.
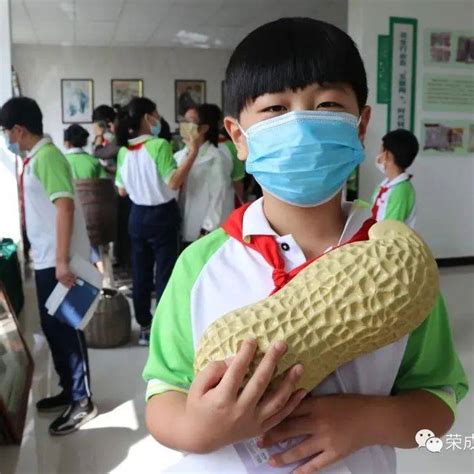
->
<box><xmin>143</xmin><ymin>18</ymin><xmax>467</xmax><ymax>474</ymax></box>
<box><xmin>372</xmin><ymin>129</ymin><xmax>419</xmax><ymax>228</ymax></box>
<box><xmin>115</xmin><ymin>97</ymin><xmax>197</xmax><ymax>346</ymax></box>
<box><xmin>175</xmin><ymin>104</ymin><xmax>233</xmax><ymax>246</ymax></box>
<box><xmin>0</xmin><ymin>97</ymin><xmax>96</xmax><ymax>435</ymax></box>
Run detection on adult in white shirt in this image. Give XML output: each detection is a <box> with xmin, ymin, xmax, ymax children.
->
<box><xmin>175</xmin><ymin>104</ymin><xmax>234</xmax><ymax>246</ymax></box>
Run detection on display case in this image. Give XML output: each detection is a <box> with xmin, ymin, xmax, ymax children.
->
<box><xmin>0</xmin><ymin>282</ymin><xmax>33</xmax><ymax>444</ymax></box>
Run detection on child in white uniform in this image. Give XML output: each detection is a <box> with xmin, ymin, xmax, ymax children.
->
<box><xmin>175</xmin><ymin>104</ymin><xmax>234</xmax><ymax>245</ymax></box>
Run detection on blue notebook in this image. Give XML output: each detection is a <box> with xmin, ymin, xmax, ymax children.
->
<box><xmin>53</xmin><ymin>278</ymin><xmax>100</xmax><ymax>330</ymax></box>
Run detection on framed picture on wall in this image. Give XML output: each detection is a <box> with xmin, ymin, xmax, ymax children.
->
<box><xmin>0</xmin><ymin>283</ymin><xmax>34</xmax><ymax>444</ymax></box>
<box><xmin>111</xmin><ymin>79</ymin><xmax>144</xmax><ymax>108</ymax></box>
<box><xmin>61</xmin><ymin>79</ymin><xmax>94</xmax><ymax>123</ymax></box>
<box><xmin>175</xmin><ymin>79</ymin><xmax>206</xmax><ymax>122</ymax></box>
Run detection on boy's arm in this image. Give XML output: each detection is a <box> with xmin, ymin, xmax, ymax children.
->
<box><xmin>146</xmin><ymin>340</ymin><xmax>306</xmax><ymax>454</ymax></box>
<box><xmin>34</xmin><ymin>150</ymin><xmax>77</xmax><ymax>287</ymax></box>
<box><xmin>55</xmin><ymin>198</ymin><xmax>76</xmax><ymax>288</ymax></box>
<box><xmin>261</xmin><ymin>292</ymin><xmax>468</xmax><ymax>473</ymax></box>
<box><xmin>260</xmin><ymin>390</ymin><xmax>453</xmax><ymax>474</ymax></box>
<box><xmin>143</xmin><ymin>232</ymin><xmax>306</xmax><ymax>453</ymax></box>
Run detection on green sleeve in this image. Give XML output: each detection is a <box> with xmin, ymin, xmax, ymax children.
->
<box><xmin>225</xmin><ymin>141</ymin><xmax>245</xmax><ymax>181</ymax></box>
<box><xmin>384</xmin><ymin>181</ymin><xmax>415</xmax><ymax>222</ymax></box>
<box><xmin>65</xmin><ymin>155</ymin><xmax>78</xmax><ymax>180</ymax></box>
<box><xmin>143</xmin><ymin>228</ymin><xmax>229</xmax><ymax>399</ymax></box>
<box><xmin>115</xmin><ymin>147</ymin><xmax>127</xmax><ymax>187</ymax></box>
<box><xmin>34</xmin><ymin>146</ymin><xmax>74</xmax><ymax>201</ymax></box>
<box><xmin>145</xmin><ymin>138</ymin><xmax>177</xmax><ymax>183</ymax></box>
<box><xmin>392</xmin><ymin>293</ymin><xmax>468</xmax><ymax>415</ymax></box>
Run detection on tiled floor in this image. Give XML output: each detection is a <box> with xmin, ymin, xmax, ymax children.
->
<box><xmin>1</xmin><ymin>267</ymin><xmax>473</xmax><ymax>474</ymax></box>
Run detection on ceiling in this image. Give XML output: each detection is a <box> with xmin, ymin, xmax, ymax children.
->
<box><xmin>11</xmin><ymin>0</ymin><xmax>347</xmax><ymax>49</ymax></box>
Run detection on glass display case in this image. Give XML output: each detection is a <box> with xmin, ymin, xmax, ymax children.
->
<box><xmin>0</xmin><ymin>282</ymin><xmax>33</xmax><ymax>444</ymax></box>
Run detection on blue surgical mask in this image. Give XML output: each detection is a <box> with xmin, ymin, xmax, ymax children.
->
<box><xmin>4</xmin><ymin>135</ymin><xmax>21</xmax><ymax>155</ymax></box>
<box><xmin>240</xmin><ymin>111</ymin><xmax>365</xmax><ymax>207</ymax></box>
<box><xmin>149</xmin><ymin>118</ymin><xmax>162</xmax><ymax>137</ymax></box>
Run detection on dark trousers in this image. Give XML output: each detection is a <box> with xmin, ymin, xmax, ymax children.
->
<box><xmin>114</xmin><ymin>194</ymin><xmax>132</xmax><ymax>268</ymax></box>
<box><xmin>34</xmin><ymin>268</ymin><xmax>91</xmax><ymax>402</ymax></box>
<box><xmin>129</xmin><ymin>200</ymin><xmax>180</xmax><ymax>328</ymax></box>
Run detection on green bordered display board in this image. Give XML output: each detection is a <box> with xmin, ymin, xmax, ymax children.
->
<box><xmin>388</xmin><ymin>17</ymin><xmax>418</xmax><ymax>132</ymax></box>
<box><xmin>377</xmin><ymin>17</ymin><xmax>418</xmax><ymax>133</ymax></box>
<box><xmin>377</xmin><ymin>35</ymin><xmax>391</xmax><ymax>104</ymax></box>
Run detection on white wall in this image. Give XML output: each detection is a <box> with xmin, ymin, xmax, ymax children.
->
<box><xmin>0</xmin><ymin>0</ymin><xmax>21</xmax><ymax>243</ymax></box>
<box><xmin>349</xmin><ymin>0</ymin><xmax>474</xmax><ymax>258</ymax></box>
<box><xmin>12</xmin><ymin>44</ymin><xmax>231</xmax><ymax>152</ymax></box>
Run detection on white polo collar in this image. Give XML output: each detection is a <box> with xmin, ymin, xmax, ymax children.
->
<box><xmin>128</xmin><ymin>135</ymin><xmax>153</xmax><ymax>146</ymax></box>
<box><xmin>381</xmin><ymin>172</ymin><xmax>411</xmax><ymax>189</ymax></box>
<box><xmin>66</xmin><ymin>147</ymin><xmax>84</xmax><ymax>154</ymax></box>
<box><xmin>29</xmin><ymin>135</ymin><xmax>52</xmax><ymax>158</ymax></box>
<box><xmin>242</xmin><ymin>198</ymin><xmax>372</xmax><ymax>246</ymax></box>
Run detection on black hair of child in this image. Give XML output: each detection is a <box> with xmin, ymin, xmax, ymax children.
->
<box><xmin>382</xmin><ymin>129</ymin><xmax>419</xmax><ymax>170</ymax></box>
<box><xmin>224</xmin><ymin>17</ymin><xmax>368</xmax><ymax>118</ymax></box>
<box><xmin>64</xmin><ymin>124</ymin><xmax>90</xmax><ymax>148</ymax></box>
<box><xmin>92</xmin><ymin>104</ymin><xmax>117</xmax><ymax>125</ymax></box>
<box><xmin>0</xmin><ymin>97</ymin><xmax>43</xmax><ymax>135</ymax></box>
<box><xmin>198</xmin><ymin>103</ymin><xmax>222</xmax><ymax>147</ymax></box>
<box><xmin>115</xmin><ymin>97</ymin><xmax>156</xmax><ymax>147</ymax></box>
<box><xmin>186</xmin><ymin>103</ymin><xmax>222</xmax><ymax>148</ymax></box>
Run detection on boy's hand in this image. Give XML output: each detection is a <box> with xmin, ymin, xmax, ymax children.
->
<box><xmin>185</xmin><ymin>339</ymin><xmax>307</xmax><ymax>453</ymax></box>
<box><xmin>259</xmin><ymin>394</ymin><xmax>373</xmax><ymax>474</ymax></box>
<box><xmin>56</xmin><ymin>261</ymin><xmax>76</xmax><ymax>288</ymax></box>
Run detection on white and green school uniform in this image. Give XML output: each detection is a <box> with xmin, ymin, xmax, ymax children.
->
<box><xmin>65</xmin><ymin>148</ymin><xmax>107</xmax><ymax>180</ymax></box>
<box><xmin>115</xmin><ymin>135</ymin><xmax>177</xmax><ymax>204</ymax></box>
<box><xmin>143</xmin><ymin>198</ymin><xmax>467</xmax><ymax>473</ymax></box>
<box><xmin>175</xmin><ymin>141</ymin><xmax>234</xmax><ymax>242</ymax></box>
<box><xmin>23</xmin><ymin>137</ymin><xmax>90</xmax><ymax>269</ymax></box>
<box><xmin>371</xmin><ymin>172</ymin><xmax>416</xmax><ymax>228</ymax></box>
<box><xmin>219</xmin><ymin>139</ymin><xmax>246</xmax><ymax>182</ymax></box>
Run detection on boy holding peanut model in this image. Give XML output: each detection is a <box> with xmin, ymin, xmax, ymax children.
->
<box><xmin>143</xmin><ymin>18</ymin><xmax>467</xmax><ymax>473</ymax></box>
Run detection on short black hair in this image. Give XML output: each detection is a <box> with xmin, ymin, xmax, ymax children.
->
<box><xmin>382</xmin><ymin>129</ymin><xmax>419</xmax><ymax>170</ymax></box>
<box><xmin>225</xmin><ymin>17</ymin><xmax>368</xmax><ymax>117</ymax></box>
<box><xmin>92</xmin><ymin>105</ymin><xmax>116</xmax><ymax>124</ymax></box>
<box><xmin>64</xmin><ymin>124</ymin><xmax>89</xmax><ymax>148</ymax></box>
<box><xmin>0</xmin><ymin>97</ymin><xmax>43</xmax><ymax>135</ymax></box>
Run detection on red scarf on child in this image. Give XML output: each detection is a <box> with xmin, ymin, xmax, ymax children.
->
<box><xmin>222</xmin><ymin>203</ymin><xmax>376</xmax><ymax>295</ymax></box>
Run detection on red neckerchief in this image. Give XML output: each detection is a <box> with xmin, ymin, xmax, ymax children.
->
<box><xmin>222</xmin><ymin>204</ymin><xmax>376</xmax><ymax>295</ymax></box>
<box><xmin>19</xmin><ymin>157</ymin><xmax>32</xmax><ymax>227</ymax></box>
<box><xmin>127</xmin><ymin>143</ymin><xmax>144</xmax><ymax>151</ymax></box>
<box><xmin>371</xmin><ymin>185</ymin><xmax>389</xmax><ymax>220</ymax></box>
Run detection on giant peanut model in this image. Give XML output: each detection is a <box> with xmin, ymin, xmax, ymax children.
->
<box><xmin>195</xmin><ymin>220</ymin><xmax>439</xmax><ymax>391</ymax></box>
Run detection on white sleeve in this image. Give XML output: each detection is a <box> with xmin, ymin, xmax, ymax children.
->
<box><xmin>201</xmin><ymin>155</ymin><xmax>229</xmax><ymax>232</ymax></box>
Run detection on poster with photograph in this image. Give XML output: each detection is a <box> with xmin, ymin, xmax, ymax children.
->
<box><xmin>175</xmin><ymin>80</ymin><xmax>206</xmax><ymax>122</ymax></box>
<box><xmin>423</xmin><ymin>74</ymin><xmax>474</xmax><ymax>113</ymax></box>
<box><xmin>111</xmin><ymin>79</ymin><xmax>144</xmax><ymax>107</ymax></box>
<box><xmin>61</xmin><ymin>79</ymin><xmax>94</xmax><ymax>123</ymax></box>
<box><xmin>420</xmin><ymin>120</ymin><xmax>474</xmax><ymax>156</ymax></box>
<box><xmin>424</xmin><ymin>30</ymin><xmax>474</xmax><ymax>67</ymax></box>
